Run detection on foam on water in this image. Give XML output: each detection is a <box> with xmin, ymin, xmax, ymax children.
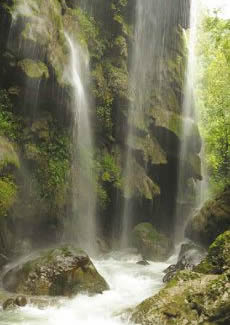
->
<box><xmin>0</xmin><ymin>252</ymin><xmax>171</xmax><ymax>325</ymax></box>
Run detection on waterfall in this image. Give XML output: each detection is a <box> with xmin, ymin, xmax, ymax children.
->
<box><xmin>120</xmin><ymin>0</ymin><xmax>155</xmax><ymax>248</ymax></box>
<box><xmin>175</xmin><ymin>0</ymin><xmax>206</xmax><ymax>242</ymax></box>
<box><xmin>120</xmin><ymin>0</ymin><xmax>187</xmax><ymax>247</ymax></box>
<box><xmin>65</xmin><ymin>34</ymin><xmax>97</xmax><ymax>254</ymax></box>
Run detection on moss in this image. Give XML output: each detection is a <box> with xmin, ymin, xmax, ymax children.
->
<box><xmin>0</xmin><ymin>136</ymin><xmax>20</xmax><ymax>170</ymax></box>
<box><xmin>127</xmin><ymin>134</ymin><xmax>167</xmax><ymax>165</ymax></box>
<box><xmin>123</xmin><ymin>158</ymin><xmax>160</xmax><ymax>200</ymax></box>
<box><xmin>0</xmin><ymin>177</ymin><xmax>17</xmax><ymax>218</ymax></box>
<box><xmin>132</xmin><ymin>222</ymin><xmax>173</xmax><ymax>260</ymax></box>
<box><xmin>185</xmin><ymin>186</ymin><xmax>230</xmax><ymax>247</ymax></box>
<box><xmin>17</xmin><ymin>59</ymin><xmax>49</xmax><ymax>79</ymax></box>
<box><xmin>3</xmin><ymin>246</ymin><xmax>109</xmax><ymax>296</ymax></box>
<box><xmin>195</xmin><ymin>231</ymin><xmax>230</xmax><ymax>274</ymax></box>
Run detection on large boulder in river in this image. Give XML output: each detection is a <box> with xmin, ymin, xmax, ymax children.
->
<box><xmin>3</xmin><ymin>246</ymin><xmax>109</xmax><ymax>296</ymax></box>
<box><xmin>131</xmin><ymin>231</ymin><xmax>230</xmax><ymax>325</ymax></box>
<box><xmin>185</xmin><ymin>185</ymin><xmax>230</xmax><ymax>247</ymax></box>
<box><xmin>131</xmin><ymin>223</ymin><xmax>173</xmax><ymax>261</ymax></box>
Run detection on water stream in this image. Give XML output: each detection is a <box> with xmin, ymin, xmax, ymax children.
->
<box><xmin>0</xmin><ymin>252</ymin><xmax>175</xmax><ymax>325</ymax></box>
<box><xmin>65</xmin><ymin>34</ymin><xmax>97</xmax><ymax>254</ymax></box>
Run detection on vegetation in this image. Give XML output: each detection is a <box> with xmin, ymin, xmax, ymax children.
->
<box><xmin>197</xmin><ymin>14</ymin><xmax>230</xmax><ymax>194</ymax></box>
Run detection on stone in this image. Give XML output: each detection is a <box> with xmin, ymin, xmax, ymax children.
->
<box><xmin>131</xmin><ymin>223</ymin><xmax>173</xmax><ymax>261</ymax></box>
<box><xmin>185</xmin><ymin>185</ymin><xmax>230</xmax><ymax>247</ymax></box>
<box><xmin>3</xmin><ymin>246</ymin><xmax>109</xmax><ymax>296</ymax></box>
<box><xmin>137</xmin><ymin>260</ymin><xmax>150</xmax><ymax>266</ymax></box>
<box><xmin>15</xmin><ymin>296</ymin><xmax>27</xmax><ymax>307</ymax></box>
<box><xmin>194</xmin><ymin>230</ymin><xmax>230</xmax><ymax>274</ymax></box>
<box><xmin>2</xmin><ymin>298</ymin><xmax>17</xmax><ymax>310</ymax></box>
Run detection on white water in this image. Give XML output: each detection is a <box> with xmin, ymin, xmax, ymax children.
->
<box><xmin>0</xmin><ymin>252</ymin><xmax>174</xmax><ymax>325</ymax></box>
<box><xmin>175</xmin><ymin>0</ymin><xmax>202</xmax><ymax>242</ymax></box>
<box><xmin>121</xmin><ymin>0</ymin><xmax>164</xmax><ymax>248</ymax></box>
<box><xmin>65</xmin><ymin>34</ymin><xmax>97</xmax><ymax>254</ymax></box>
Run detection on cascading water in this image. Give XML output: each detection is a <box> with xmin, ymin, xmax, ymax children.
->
<box><xmin>121</xmin><ymin>0</ymin><xmax>164</xmax><ymax>248</ymax></box>
<box><xmin>120</xmin><ymin>0</ymin><xmax>190</xmax><ymax>247</ymax></box>
<box><xmin>65</xmin><ymin>34</ymin><xmax>97</xmax><ymax>254</ymax></box>
<box><xmin>0</xmin><ymin>252</ymin><xmax>174</xmax><ymax>325</ymax></box>
<box><xmin>175</xmin><ymin>0</ymin><xmax>206</xmax><ymax>242</ymax></box>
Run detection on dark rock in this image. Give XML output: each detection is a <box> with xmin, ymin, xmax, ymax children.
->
<box><xmin>15</xmin><ymin>295</ymin><xmax>27</xmax><ymax>307</ymax></box>
<box><xmin>195</xmin><ymin>230</ymin><xmax>230</xmax><ymax>274</ymax></box>
<box><xmin>185</xmin><ymin>185</ymin><xmax>230</xmax><ymax>247</ymax></box>
<box><xmin>3</xmin><ymin>246</ymin><xmax>109</xmax><ymax>296</ymax></box>
<box><xmin>163</xmin><ymin>270</ymin><xmax>177</xmax><ymax>283</ymax></box>
<box><xmin>2</xmin><ymin>298</ymin><xmax>17</xmax><ymax>310</ymax></box>
<box><xmin>163</xmin><ymin>264</ymin><xmax>177</xmax><ymax>274</ymax></box>
<box><xmin>163</xmin><ymin>241</ymin><xmax>205</xmax><ymax>283</ymax></box>
<box><xmin>137</xmin><ymin>260</ymin><xmax>150</xmax><ymax>266</ymax></box>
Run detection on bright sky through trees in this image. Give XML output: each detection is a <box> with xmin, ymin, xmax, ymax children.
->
<box><xmin>206</xmin><ymin>0</ymin><xmax>230</xmax><ymax>18</ymax></box>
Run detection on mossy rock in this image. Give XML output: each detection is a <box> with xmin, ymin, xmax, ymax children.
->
<box><xmin>123</xmin><ymin>159</ymin><xmax>160</xmax><ymax>200</ymax></box>
<box><xmin>17</xmin><ymin>59</ymin><xmax>49</xmax><ymax>80</ymax></box>
<box><xmin>3</xmin><ymin>246</ymin><xmax>109</xmax><ymax>296</ymax></box>
<box><xmin>127</xmin><ymin>134</ymin><xmax>167</xmax><ymax>165</ymax></box>
<box><xmin>0</xmin><ymin>178</ymin><xmax>17</xmax><ymax>218</ymax></box>
<box><xmin>131</xmin><ymin>223</ymin><xmax>173</xmax><ymax>261</ymax></box>
<box><xmin>131</xmin><ymin>268</ymin><xmax>230</xmax><ymax>325</ymax></box>
<box><xmin>195</xmin><ymin>231</ymin><xmax>230</xmax><ymax>275</ymax></box>
<box><xmin>150</xmin><ymin>107</ymin><xmax>201</xmax><ymax>151</ymax></box>
<box><xmin>0</xmin><ymin>136</ymin><xmax>19</xmax><ymax>171</ymax></box>
<box><xmin>185</xmin><ymin>186</ymin><xmax>230</xmax><ymax>247</ymax></box>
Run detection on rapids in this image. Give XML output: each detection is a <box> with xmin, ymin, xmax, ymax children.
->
<box><xmin>0</xmin><ymin>251</ymin><xmax>177</xmax><ymax>325</ymax></box>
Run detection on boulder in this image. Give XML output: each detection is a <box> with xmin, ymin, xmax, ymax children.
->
<box><xmin>2</xmin><ymin>298</ymin><xmax>17</xmax><ymax>310</ymax></box>
<box><xmin>194</xmin><ymin>230</ymin><xmax>230</xmax><ymax>275</ymax></box>
<box><xmin>131</xmin><ymin>231</ymin><xmax>230</xmax><ymax>325</ymax></box>
<box><xmin>3</xmin><ymin>246</ymin><xmax>109</xmax><ymax>296</ymax></box>
<box><xmin>131</xmin><ymin>223</ymin><xmax>173</xmax><ymax>261</ymax></box>
<box><xmin>185</xmin><ymin>185</ymin><xmax>230</xmax><ymax>247</ymax></box>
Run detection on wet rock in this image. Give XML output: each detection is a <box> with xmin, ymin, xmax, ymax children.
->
<box><xmin>194</xmin><ymin>230</ymin><xmax>230</xmax><ymax>274</ymax></box>
<box><xmin>131</xmin><ymin>231</ymin><xmax>230</xmax><ymax>325</ymax></box>
<box><xmin>163</xmin><ymin>264</ymin><xmax>177</xmax><ymax>274</ymax></box>
<box><xmin>163</xmin><ymin>241</ymin><xmax>205</xmax><ymax>283</ymax></box>
<box><xmin>15</xmin><ymin>295</ymin><xmax>27</xmax><ymax>307</ymax></box>
<box><xmin>2</xmin><ymin>298</ymin><xmax>17</xmax><ymax>310</ymax></box>
<box><xmin>3</xmin><ymin>246</ymin><xmax>109</xmax><ymax>296</ymax></box>
<box><xmin>131</xmin><ymin>223</ymin><xmax>173</xmax><ymax>261</ymax></box>
<box><xmin>185</xmin><ymin>185</ymin><xmax>230</xmax><ymax>247</ymax></box>
<box><xmin>136</xmin><ymin>260</ymin><xmax>150</xmax><ymax>266</ymax></box>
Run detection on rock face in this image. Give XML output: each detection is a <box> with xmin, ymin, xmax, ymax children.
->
<box><xmin>163</xmin><ymin>241</ymin><xmax>206</xmax><ymax>283</ymax></box>
<box><xmin>131</xmin><ymin>231</ymin><xmax>230</xmax><ymax>325</ymax></box>
<box><xmin>185</xmin><ymin>186</ymin><xmax>230</xmax><ymax>247</ymax></box>
<box><xmin>195</xmin><ymin>230</ymin><xmax>230</xmax><ymax>274</ymax></box>
<box><xmin>3</xmin><ymin>246</ymin><xmax>109</xmax><ymax>296</ymax></box>
<box><xmin>0</xmin><ymin>0</ymin><xmax>195</xmax><ymax>251</ymax></box>
<box><xmin>131</xmin><ymin>223</ymin><xmax>173</xmax><ymax>261</ymax></box>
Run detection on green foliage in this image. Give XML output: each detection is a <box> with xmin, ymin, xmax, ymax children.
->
<box><xmin>0</xmin><ymin>90</ymin><xmax>22</xmax><ymax>141</ymax></box>
<box><xmin>94</xmin><ymin>151</ymin><xmax>121</xmax><ymax>208</ymax></box>
<box><xmin>196</xmin><ymin>15</ymin><xmax>230</xmax><ymax>193</ymax></box>
<box><xmin>27</xmin><ymin>121</ymin><xmax>71</xmax><ymax>204</ymax></box>
<box><xmin>69</xmin><ymin>7</ymin><xmax>106</xmax><ymax>60</ymax></box>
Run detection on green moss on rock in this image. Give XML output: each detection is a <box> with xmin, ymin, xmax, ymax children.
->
<box><xmin>185</xmin><ymin>186</ymin><xmax>230</xmax><ymax>247</ymax></box>
<box><xmin>132</xmin><ymin>222</ymin><xmax>173</xmax><ymax>261</ymax></box>
<box><xmin>123</xmin><ymin>159</ymin><xmax>160</xmax><ymax>200</ymax></box>
<box><xmin>3</xmin><ymin>246</ymin><xmax>109</xmax><ymax>296</ymax></box>
<box><xmin>195</xmin><ymin>231</ymin><xmax>230</xmax><ymax>275</ymax></box>
<box><xmin>17</xmin><ymin>59</ymin><xmax>49</xmax><ymax>79</ymax></box>
<box><xmin>127</xmin><ymin>134</ymin><xmax>167</xmax><ymax>165</ymax></box>
<box><xmin>0</xmin><ymin>178</ymin><xmax>17</xmax><ymax>218</ymax></box>
<box><xmin>0</xmin><ymin>136</ymin><xmax>19</xmax><ymax>171</ymax></box>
